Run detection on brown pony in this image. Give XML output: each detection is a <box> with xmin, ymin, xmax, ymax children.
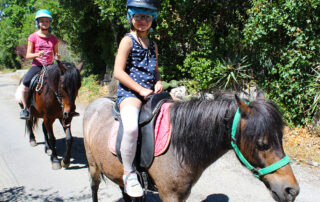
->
<box><xmin>83</xmin><ymin>92</ymin><xmax>299</xmax><ymax>202</ymax></box>
<box><xmin>23</xmin><ymin>60</ymin><xmax>82</xmax><ymax>170</ymax></box>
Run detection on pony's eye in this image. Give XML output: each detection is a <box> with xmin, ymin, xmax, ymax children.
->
<box><xmin>257</xmin><ymin>140</ymin><xmax>270</xmax><ymax>151</ymax></box>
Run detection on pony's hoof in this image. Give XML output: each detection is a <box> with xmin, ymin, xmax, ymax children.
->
<box><xmin>29</xmin><ymin>140</ymin><xmax>37</xmax><ymax>147</ymax></box>
<box><xmin>61</xmin><ymin>160</ymin><xmax>70</xmax><ymax>168</ymax></box>
<box><xmin>52</xmin><ymin>161</ymin><xmax>62</xmax><ymax>170</ymax></box>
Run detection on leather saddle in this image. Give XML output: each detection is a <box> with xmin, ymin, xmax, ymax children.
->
<box><xmin>112</xmin><ymin>91</ymin><xmax>173</xmax><ymax>168</ymax></box>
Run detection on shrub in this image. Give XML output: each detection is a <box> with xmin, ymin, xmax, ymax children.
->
<box><xmin>243</xmin><ymin>0</ymin><xmax>320</xmax><ymax>125</ymax></box>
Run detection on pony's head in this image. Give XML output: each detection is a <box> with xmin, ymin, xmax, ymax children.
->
<box><xmin>234</xmin><ymin>92</ymin><xmax>299</xmax><ymax>201</ymax></box>
<box><xmin>56</xmin><ymin>60</ymin><xmax>83</xmax><ymax>125</ymax></box>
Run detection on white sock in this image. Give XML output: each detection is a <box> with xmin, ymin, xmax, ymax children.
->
<box><xmin>120</xmin><ymin>106</ymin><xmax>140</xmax><ymax>172</ymax></box>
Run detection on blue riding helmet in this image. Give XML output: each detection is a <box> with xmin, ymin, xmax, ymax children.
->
<box><xmin>35</xmin><ymin>9</ymin><xmax>52</xmax><ymax>21</ymax></box>
<box><xmin>126</xmin><ymin>0</ymin><xmax>159</xmax><ymax>31</ymax></box>
<box><xmin>126</xmin><ymin>0</ymin><xmax>159</xmax><ymax>11</ymax></box>
<box><xmin>127</xmin><ymin>7</ymin><xmax>158</xmax><ymax>21</ymax></box>
<box><xmin>35</xmin><ymin>9</ymin><xmax>52</xmax><ymax>30</ymax></box>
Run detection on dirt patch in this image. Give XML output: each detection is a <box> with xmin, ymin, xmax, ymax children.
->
<box><xmin>284</xmin><ymin>127</ymin><xmax>320</xmax><ymax>168</ymax></box>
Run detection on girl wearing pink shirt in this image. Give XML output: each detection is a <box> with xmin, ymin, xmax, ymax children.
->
<box><xmin>16</xmin><ymin>9</ymin><xmax>60</xmax><ymax>119</ymax></box>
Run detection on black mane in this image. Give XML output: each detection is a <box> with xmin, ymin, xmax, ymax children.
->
<box><xmin>241</xmin><ymin>98</ymin><xmax>284</xmax><ymax>155</ymax></box>
<box><xmin>169</xmin><ymin>92</ymin><xmax>284</xmax><ymax>170</ymax></box>
<box><xmin>46</xmin><ymin>62</ymin><xmax>81</xmax><ymax>100</ymax></box>
<box><xmin>60</xmin><ymin>62</ymin><xmax>82</xmax><ymax>100</ymax></box>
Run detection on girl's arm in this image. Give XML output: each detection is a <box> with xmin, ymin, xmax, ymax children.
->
<box><xmin>154</xmin><ymin>43</ymin><xmax>163</xmax><ymax>93</ymax></box>
<box><xmin>53</xmin><ymin>41</ymin><xmax>61</xmax><ymax>60</ymax></box>
<box><xmin>113</xmin><ymin>36</ymin><xmax>153</xmax><ymax>97</ymax></box>
<box><xmin>25</xmin><ymin>41</ymin><xmax>43</xmax><ymax>60</ymax></box>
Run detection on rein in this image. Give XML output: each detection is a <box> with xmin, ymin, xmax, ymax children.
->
<box><xmin>231</xmin><ymin>105</ymin><xmax>291</xmax><ymax>179</ymax></box>
<box><xmin>35</xmin><ymin>67</ymin><xmax>47</xmax><ymax>92</ymax></box>
<box><xmin>35</xmin><ymin>54</ymin><xmax>49</xmax><ymax>92</ymax></box>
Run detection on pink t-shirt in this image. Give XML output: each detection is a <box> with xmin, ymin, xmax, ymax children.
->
<box><xmin>28</xmin><ymin>32</ymin><xmax>58</xmax><ymax>66</ymax></box>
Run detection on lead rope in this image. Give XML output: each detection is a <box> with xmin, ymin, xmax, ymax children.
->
<box><xmin>35</xmin><ymin>53</ymin><xmax>48</xmax><ymax>92</ymax></box>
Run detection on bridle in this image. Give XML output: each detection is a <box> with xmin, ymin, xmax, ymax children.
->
<box><xmin>231</xmin><ymin>105</ymin><xmax>291</xmax><ymax>179</ymax></box>
<box><xmin>36</xmin><ymin>54</ymin><xmax>65</xmax><ymax>117</ymax></box>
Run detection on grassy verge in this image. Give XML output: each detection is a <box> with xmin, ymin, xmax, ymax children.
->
<box><xmin>0</xmin><ymin>68</ymin><xmax>16</xmax><ymax>74</ymax></box>
<box><xmin>78</xmin><ymin>75</ymin><xmax>109</xmax><ymax>103</ymax></box>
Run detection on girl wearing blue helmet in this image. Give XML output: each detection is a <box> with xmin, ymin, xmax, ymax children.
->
<box><xmin>113</xmin><ymin>0</ymin><xmax>162</xmax><ymax>198</ymax></box>
<box><xmin>15</xmin><ymin>9</ymin><xmax>60</xmax><ymax>119</ymax></box>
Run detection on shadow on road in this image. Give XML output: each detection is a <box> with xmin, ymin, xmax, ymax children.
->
<box><xmin>55</xmin><ymin>137</ymin><xmax>88</xmax><ymax>169</ymax></box>
<box><xmin>201</xmin><ymin>193</ymin><xmax>229</xmax><ymax>202</ymax></box>
<box><xmin>0</xmin><ymin>186</ymin><xmax>92</xmax><ymax>201</ymax></box>
<box><xmin>112</xmin><ymin>192</ymin><xmax>229</xmax><ymax>202</ymax></box>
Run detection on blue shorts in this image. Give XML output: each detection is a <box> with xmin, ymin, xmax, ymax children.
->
<box><xmin>116</xmin><ymin>94</ymin><xmax>145</xmax><ymax>108</ymax></box>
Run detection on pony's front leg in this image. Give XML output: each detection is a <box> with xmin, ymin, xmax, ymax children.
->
<box><xmin>26</xmin><ymin>118</ymin><xmax>37</xmax><ymax>147</ymax></box>
<box><xmin>44</xmin><ymin>119</ymin><xmax>61</xmax><ymax>170</ymax></box>
<box><xmin>42</xmin><ymin>122</ymin><xmax>52</xmax><ymax>155</ymax></box>
<box><xmin>59</xmin><ymin>118</ymin><xmax>73</xmax><ymax>168</ymax></box>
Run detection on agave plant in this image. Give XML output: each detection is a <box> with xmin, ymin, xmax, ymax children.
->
<box><xmin>212</xmin><ymin>56</ymin><xmax>252</xmax><ymax>91</ymax></box>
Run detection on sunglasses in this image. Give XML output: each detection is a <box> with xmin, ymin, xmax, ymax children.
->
<box><xmin>133</xmin><ymin>14</ymin><xmax>153</xmax><ymax>22</ymax></box>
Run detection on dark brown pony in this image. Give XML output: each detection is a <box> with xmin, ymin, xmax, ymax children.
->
<box><xmin>24</xmin><ymin>61</ymin><xmax>82</xmax><ymax>170</ymax></box>
<box><xmin>83</xmin><ymin>92</ymin><xmax>299</xmax><ymax>202</ymax></box>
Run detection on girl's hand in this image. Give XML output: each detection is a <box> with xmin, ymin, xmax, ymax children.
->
<box><xmin>38</xmin><ymin>50</ymin><xmax>45</xmax><ymax>57</ymax></box>
<box><xmin>54</xmin><ymin>53</ymin><xmax>61</xmax><ymax>60</ymax></box>
<box><xmin>139</xmin><ymin>88</ymin><xmax>153</xmax><ymax>98</ymax></box>
<box><xmin>154</xmin><ymin>81</ymin><xmax>163</xmax><ymax>93</ymax></box>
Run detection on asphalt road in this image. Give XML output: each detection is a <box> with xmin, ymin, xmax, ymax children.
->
<box><xmin>0</xmin><ymin>71</ymin><xmax>319</xmax><ymax>202</ymax></box>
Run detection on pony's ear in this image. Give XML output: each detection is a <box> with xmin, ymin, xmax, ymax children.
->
<box><xmin>76</xmin><ymin>61</ymin><xmax>84</xmax><ymax>72</ymax></box>
<box><xmin>56</xmin><ymin>60</ymin><xmax>67</xmax><ymax>73</ymax></box>
<box><xmin>256</xmin><ymin>90</ymin><xmax>265</xmax><ymax>100</ymax></box>
<box><xmin>235</xmin><ymin>94</ymin><xmax>251</xmax><ymax>118</ymax></box>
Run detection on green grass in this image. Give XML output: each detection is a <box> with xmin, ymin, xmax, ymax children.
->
<box><xmin>78</xmin><ymin>75</ymin><xmax>109</xmax><ymax>103</ymax></box>
<box><xmin>0</xmin><ymin>68</ymin><xmax>16</xmax><ymax>74</ymax></box>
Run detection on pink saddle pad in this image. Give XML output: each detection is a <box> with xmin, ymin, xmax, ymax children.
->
<box><xmin>108</xmin><ymin>102</ymin><xmax>172</xmax><ymax>156</ymax></box>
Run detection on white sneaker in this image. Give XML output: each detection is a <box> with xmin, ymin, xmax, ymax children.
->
<box><xmin>123</xmin><ymin>171</ymin><xmax>143</xmax><ymax>198</ymax></box>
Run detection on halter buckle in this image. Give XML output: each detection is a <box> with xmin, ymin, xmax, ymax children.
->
<box><xmin>251</xmin><ymin>168</ymin><xmax>261</xmax><ymax>177</ymax></box>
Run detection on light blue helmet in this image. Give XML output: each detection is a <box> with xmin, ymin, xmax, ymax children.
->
<box><xmin>35</xmin><ymin>9</ymin><xmax>52</xmax><ymax>21</ymax></box>
<box><xmin>35</xmin><ymin>9</ymin><xmax>52</xmax><ymax>30</ymax></box>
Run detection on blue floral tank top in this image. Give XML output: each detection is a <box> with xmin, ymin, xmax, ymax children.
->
<box><xmin>116</xmin><ymin>33</ymin><xmax>157</xmax><ymax>104</ymax></box>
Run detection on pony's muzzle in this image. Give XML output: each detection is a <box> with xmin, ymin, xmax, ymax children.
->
<box><xmin>63</xmin><ymin>111</ymin><xmax>80</xmax><ymax>120</ymax></box>
<box><xmin>284</xmin><ymin>186</ymin><xmax>299</xmax><ymax>202</ymax></box>
<box><xmin>269</xmin><ymin>182</ymin><xmax>299</xmax><ymax>202</ymax></box>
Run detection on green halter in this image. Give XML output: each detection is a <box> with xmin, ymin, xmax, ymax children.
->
<box><xmin>231</xmin><ymin>106</ymin><xmax>291</xmax><ymax>179</ymax></box>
